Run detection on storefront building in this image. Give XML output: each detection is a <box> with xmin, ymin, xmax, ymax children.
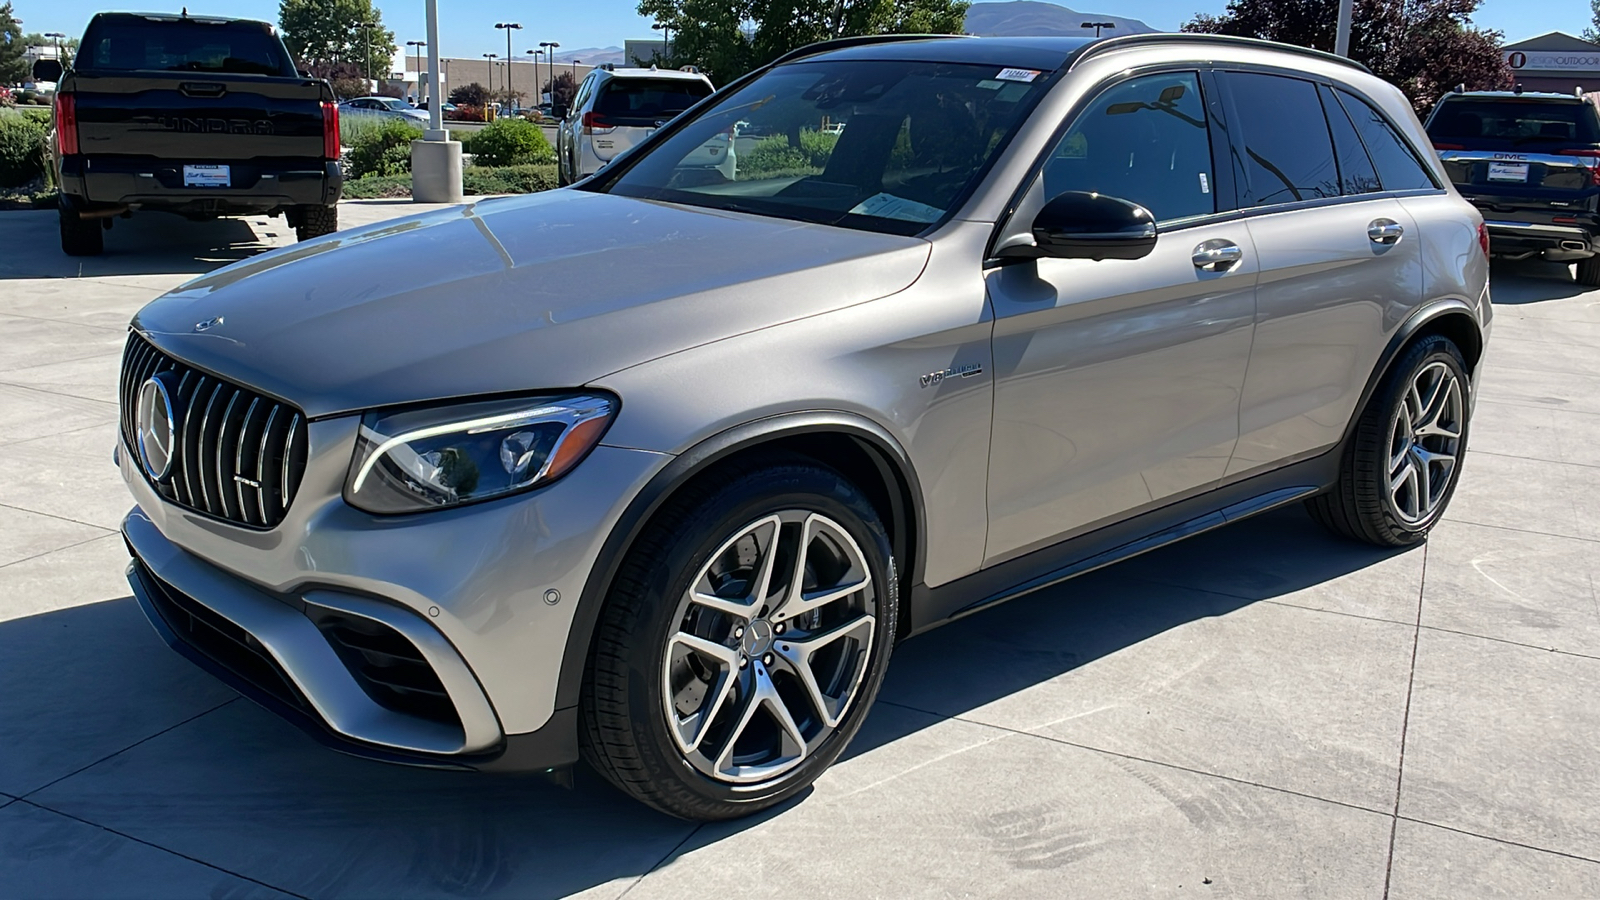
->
<box><xmin>1505</xmin><ymin>32</ymin><xmax>1600</xmax><ymax>94</ymax></box>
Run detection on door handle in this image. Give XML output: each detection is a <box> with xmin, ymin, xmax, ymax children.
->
<box><xmin>1368</xmin><ymin>219</ymin><xmax>1405</xmax><ymax>245</ymax></box>
<box><xmin>1192</xmin><ymin>240</ymin><xmax>1243</xmax><ymax>271</ymax></box>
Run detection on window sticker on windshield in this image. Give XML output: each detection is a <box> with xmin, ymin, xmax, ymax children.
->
<box><xmin>850</xmin><ymin>193</ymin><xmax>944</xmax><ymax>223</ymax></box>
<box><xmin>976</xmin><ymin>79</ymin><xmax>1004</xmax><ymax>90</ymax></box>
<box><xmin>1199</xmin><ymin>173</ymin><xmax>1210</xmax><ymax>194</ymax></box>
<box><xmin>996</xmin><ymin>68</ymin><xmax>1040</xmax><ymax>83</ymax></box>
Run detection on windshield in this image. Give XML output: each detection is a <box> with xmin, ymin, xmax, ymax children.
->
<box><xmin>80</xmin><ymin>17</ymin><xmax>295</xmax><ymax>76</ymax></box>
<box><xmin>1427</xmin><ymin>98</ymin><xmax>1600</xmax><ymax>145</ymax></box>
<box><xmin>601</xmin><ymin>60</ymin><xmax>1052</xmax><ymax>235</ymax></box>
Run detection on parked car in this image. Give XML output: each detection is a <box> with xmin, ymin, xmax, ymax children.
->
<box><xmin>119</xmin><ymin>33</ymin><xmax>1488</xmax><ymax>822</ymax></box>
<box><xmin>340</xmin><ymin>95</ymin><xmax>430</xmax><ymax>129</ymax></box>
<box><xmin>555</xmin><ymin>65</ymin><xmax>714</xmax><ymax>184</ymax></box>
<box><xmin>1424</xmin><ymin>86</ymin><xmax>1600</xmax><ymax>283</ymax></box>
<box><xmin>40</xmin><ymin>11</ymin><xmax>342</xmax><ymax>255</ymax></box>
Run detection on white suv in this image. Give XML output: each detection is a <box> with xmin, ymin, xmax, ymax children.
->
<box><xmin>555</xmin><ymin>65</ymin><xmax>714</xmax><ymax>184</ymax></box>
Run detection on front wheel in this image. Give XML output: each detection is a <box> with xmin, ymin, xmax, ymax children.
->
<box><xmin>580</xmin><ymin>460</ymin><xmax>897</xmax><ymax>820</ymax></box>
<box><xmin>1307</xmin><ymin>335</ymin><xmax>1470</xmax><ymax>546</ymax></box>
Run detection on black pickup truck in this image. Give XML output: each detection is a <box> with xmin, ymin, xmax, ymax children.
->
<box><xmin>36</xmin><ymin>12</ymin><xmax>342</xmax><ymax>256</ymax></box>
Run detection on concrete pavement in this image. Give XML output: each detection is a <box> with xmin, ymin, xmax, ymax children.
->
<box><xmin>1</xmin><ymin>204</ymin><xmax>1597</xmax><ymax>898</ymax></box>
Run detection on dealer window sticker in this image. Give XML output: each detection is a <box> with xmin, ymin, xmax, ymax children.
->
<box><xmin>995</xmin><ymin>67</ymin><xmax>1041</xmax><ymax>83</ymax></box>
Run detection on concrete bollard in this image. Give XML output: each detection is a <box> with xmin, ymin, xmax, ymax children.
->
<box><xmin>411</xmin><ymin>130</ymin><xmax>463</xmax><ymax>203</ymax></box>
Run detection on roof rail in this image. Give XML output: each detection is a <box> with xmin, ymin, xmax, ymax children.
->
<box><xmin>770</xmin><ymin>33</ymin><xmax>971</xmax><ymax>67</ymax></box>
<box><xmin>1073</xmin><ymin>33</ymin><xmax>1371</xmax><ymax>74</ymax></box>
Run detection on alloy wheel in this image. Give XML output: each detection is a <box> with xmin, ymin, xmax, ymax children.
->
<box><xmin>663</xmin><ymin>510</ymin><xmax>876</xmax><ymax>785</ymax></box>
<box><xmin>1386</xmin><ymin>360</ymin><xmax>1464</xmax><ymax>524</ymax></box>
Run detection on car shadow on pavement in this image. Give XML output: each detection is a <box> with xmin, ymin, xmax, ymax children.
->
<box><xmin>0</xmin><ymin>506</ymin><xmax>1407</xmax><ymax>897</ymax></box>
<box><xmin>0</xmin><ymin>210</ymin><xmax>282</xmax><ymax>280</ymax></box>
<box><xmin>1486</xmin><ymin>258</ymin><xmax>1591</xmax><ymax>304</ymax></box>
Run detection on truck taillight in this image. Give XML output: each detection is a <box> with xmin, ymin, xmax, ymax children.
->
<box><xmin>582</xmin><ymin>111</ymin><xmax>613</xmax><ymax>135</ymax></box>
<box><xmin>55</xmin><ymin>93</ymin><xmax>79</xmax><ymax>156</ymax></box>
<box><xmin>321</xmin><ymin>101</ymin><xmax>339</xmax><ymax>160</ymax></box>
<box><xmin>1431</xmin><ymin>142</ymin><xmax>1464</xmax><ymax>150</ymax></box>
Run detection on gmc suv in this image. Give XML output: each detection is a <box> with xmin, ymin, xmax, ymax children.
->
<box><xmin>1425</xmin><ymin>87</ymin><xmax>1600</xmax><ymax>283</ymax></box>
<box><xmin>38</xmin><ymin>12</ymin><xmax>343</xmax><ymax>256</ymax></box>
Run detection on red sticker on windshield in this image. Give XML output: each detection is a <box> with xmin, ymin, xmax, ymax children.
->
<box><xmin>996</xmin><ymin>68</ymin><xmax>1040</xmax><ymax>83</ymax></box>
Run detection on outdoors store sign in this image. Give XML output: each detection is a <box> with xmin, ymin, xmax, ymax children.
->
<box><xmin>1506</xmin><ymin>50</ymin><xmax>1600</xmax><ymax>72</ymax></box>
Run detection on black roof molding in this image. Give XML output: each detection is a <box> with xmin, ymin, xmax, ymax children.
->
<box><xmin>1074</xmin><ymin>32</ymin><xmax>1371</xmax><ymax>74</ymax></box>
<box><xmin>771</xmin><ymin>33</ymin><xmax>972</xmax><ymax>67</ymax></box>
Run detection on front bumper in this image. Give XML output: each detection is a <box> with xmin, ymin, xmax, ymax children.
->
<box><xmin>60</xmin><ymin>155</ymin><xmax>342</xmax><ymax>212</ymax></box>
<box><xmin>119</xmin><ymin>416</ymin><xmax>669</xmax><ymax>768</ymax></box>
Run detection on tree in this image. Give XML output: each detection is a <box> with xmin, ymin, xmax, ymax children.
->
<box><xmin>543</xmin><ymin>72</ymin><xmax>576</xmax><ymax>109</ymax></box>
<box><xmin>1585</xmin><ymin>0</ymin><xmax>1600</xmax><ymax>43</ymax></box>
<box><xmin>449</xmin><ymin>81</ymin><xmax>489</xmax><ymax>107</ymax></box>
<box><xmin>305</xmin><ymin>61</ymin><xmax>369</xmax><ymax>99</ymax></box>
<box><xmin>278</xmin><ymin>0</ymin><xmax>396</xmax><ymax>81</ymax></box>
<box><xmin>637</xmin><ymin>0</ymin><xmax>970</xmax><ymax>82</ymax></box>
<box><xmin>1184</xmin><ymin>0</ymin><xmax>1509</xmax><ymax>112</ymax></box>
<box><xmin>0</xmin><ymin>3</ymin><xmax>26</xmax><ymax>86</ymax></box>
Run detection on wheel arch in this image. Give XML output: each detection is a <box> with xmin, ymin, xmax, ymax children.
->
<box><xmin>1340</xmin><ymin>299</ymin><xmax>1484</xmax><ymax>453</ymax></box>
<box><xmin>554</xmin><ymin>411</ymin><xmax>927</xmax><ymax>712</ymax></box>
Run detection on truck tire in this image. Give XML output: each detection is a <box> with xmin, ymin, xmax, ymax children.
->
<box><xmin>1577</xmin><ymin>255</ymin><xmax>1600</xmax><ymax>288</ymax></box>
<box><xmin>59</xmin><ymin>206</ymin><xmax>104</xmax><ymax>256</ymax></box>
<box><xmin>294</xmin><ymin>205</ymin><xmax>339</xmax><ymax>242</ymax></box>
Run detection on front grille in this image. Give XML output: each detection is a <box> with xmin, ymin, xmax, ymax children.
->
<box><xmin>135</xmin><ymin>559</ymin><xmax>308</xmax><ymax>711</ymax></box>
<box><xmin>119</xmin><ymin>332</ymin><xmax>308</xmax><ymax>528</ymax></box>
<box><xmin>309</xmin><ymin>611</ymin><xmax>461</xmax><ymax>728</ymax></box>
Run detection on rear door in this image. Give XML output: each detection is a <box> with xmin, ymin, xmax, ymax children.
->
<box><xmin>1426</xmin><ymin>95</ymin><xmax>1600</xmax><ymax>219</ymax></box>
<box><xmin>588</xmin><ymin>77</ymin><xmax>713</xmax><ymax>162</ymax></box>
<box><xmin>1222</xmin><ymin>72</ymin><xmax>1426</xmax><ymax>476</ymax></box>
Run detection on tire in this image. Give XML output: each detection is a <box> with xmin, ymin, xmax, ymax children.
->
<box><xmin>1577</xmin><ymin>255</ymin><xmax>1600</xmax><ymax>288</ymax></box>
<box><xmin>59</xmin><ymin>206</ymin><xmax>104</xmax><ymax>256</ymax></box>
<box><xmin>579</xmin><ymin>458</ymin><xmax>898</xmax><ymax>821</ymax></box>
<box><xmin>1307</xmin><ymin>335</ymin><xmax>1470</xmax><ymax>546</ymax></box>
<box><xmin>294</xmin><ymin>205</ymin><xmax>338</xmax><ymax>242</ymax></box>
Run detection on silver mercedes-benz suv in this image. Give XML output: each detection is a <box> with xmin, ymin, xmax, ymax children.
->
<box><xmin>119</xmin><ymin>33</ymin><xmax>1490</xmax><ymax>821</ymax></box>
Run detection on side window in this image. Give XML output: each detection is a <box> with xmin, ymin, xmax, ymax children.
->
<box><xmin>1225</xmin><ymin>72</ymin><xmax>1340</xmax><ymax>206</ymax></box>
<box><xmin>573</xmin><ymin>75</ymin><xmax>597</xmax><ymax>111</ymax></box>
<box><xmin>1335</xmin><ymin>89</ymin><xmax>1438</xmax><ymax>191</ymax></box>
<box><xmin>1039</xmin><ymin>71</ymin><xmax>1215</xmax><ymax>223</ymax></box>
<box><xmin>1318</xmin><ymin>84</ymin><xmax>1381</xmax><ymax>195</ymax></box>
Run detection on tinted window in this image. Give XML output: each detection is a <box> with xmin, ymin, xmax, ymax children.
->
<box><xmin>1337</xmin><ymin>89</ymin><xmax>1437</xmax><ymax>191</ymax></box>
<box><xmin>1228</xmin><ymin>73</ymin><xmax>1340</xmax><ymax>206</ymax></box>
<box><xmin>1040</xmin><ymin>71</ymin><xmax>1215</xmax><ymax>223</ymax></box>
<box><xmin>595</xmin><ymin>79</ymin><xmax>713</xmax><ymax>121</ymax></box>
<box><xmin>606</xmin><ymin>60</ymin><xmax>1051</xmax><ymax>235</ymax></box>
<box><xmin>81</xmin><ymin>17</ymin><xmax>294</xmax><ymax>76</ymax></box>
<box><xmin>1427</xmin><ymin>97</ymin><xmax>1600</xmax><ymax>144</ymax></box>
<box><xmin>1319</xmin><ymin>84</ymin><xmax>1381</xmax><ymax>195</ymax></box>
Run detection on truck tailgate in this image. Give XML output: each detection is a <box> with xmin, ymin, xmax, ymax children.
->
<box><xmin>72</xmin><ymin>72</ymin><xmax>328</xmax><ymax>160</ymax></box>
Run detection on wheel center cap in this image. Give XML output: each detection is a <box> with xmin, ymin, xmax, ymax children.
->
<box><xmin>742</xmin><ymin>619</ymin><xmax>774</xmax><ymax>656</ymax></box>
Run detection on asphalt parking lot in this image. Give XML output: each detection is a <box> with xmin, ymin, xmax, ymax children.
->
<box><xmin>1</xmin><ymin>202</ymin><xmax>1597</xmax><ymax>899</ymax></box>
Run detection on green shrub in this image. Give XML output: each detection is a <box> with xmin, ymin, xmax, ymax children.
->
<box><xmin>736</xmin><ymin>128</ymin><xmax>839</xmax><ymax>180</ymax></box>
<box><xmin>0</xmin><ymin>112</ymin><xmax>49</xmax><ymax>189</ymax></box>
<box><xmin>463</xmin><ymin>163</ymin><xmax>557</xmax><ymax>194</ymax></box>
<box><xmin>338</xmin><ymin>114</ymin><xmax>388</xmax><ymax>150</ymax></box>
<box><xmin>346</xmin><ymin>118</ymin><xmax>422</xmax><ymax>179</ymax></box>
<box><xmin>466</xmin><ymin>116</ymin><xmax>553</xmax><ymax>167</ymax></box>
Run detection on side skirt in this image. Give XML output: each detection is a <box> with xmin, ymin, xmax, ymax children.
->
<box><xmin>907</xmin><ymin>451</ymin><xmax>1339</xmax><ymax>634</ymax></box>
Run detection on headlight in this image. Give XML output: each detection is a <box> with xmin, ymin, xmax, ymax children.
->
<box><xmin>345</xmin><ymin>394</ymin><xmax>615</xmax><ymax>514</ymax></box>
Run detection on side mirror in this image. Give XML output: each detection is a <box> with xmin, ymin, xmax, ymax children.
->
<box><xmin>32</xmin><ymin>59</ymin><xmax>64</xmax><ymax>84</ymax></box>
<box><xmin>1029</xmin><ymin>191</ymin><xmax>1157</xmax><ymax>261</ymax></box>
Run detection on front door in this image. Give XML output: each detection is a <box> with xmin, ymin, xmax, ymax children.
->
<box><xmin>984</xmin><ymin>70</ymin><xmax>1258</xmax><ymax>565</ymax></box>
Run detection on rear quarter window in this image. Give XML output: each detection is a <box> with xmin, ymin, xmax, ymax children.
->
<box><xmin>1336</xmin><ymin>89</ymin><xmax>1438</xmax><ymax>192</ymax></box>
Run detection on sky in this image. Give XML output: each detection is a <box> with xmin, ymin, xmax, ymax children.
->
<box><xmin>7</xmin><ymin>0</ymin><xmax>1589</xmax><ymax>64</ymax></box>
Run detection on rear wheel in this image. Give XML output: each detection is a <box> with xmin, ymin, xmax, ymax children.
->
<box><xmin>293</xmin><ymin>205</ymin><xmax>339</xmax><ymax>242</ymax></box>
<box><xmin>1576</xmin><ymin>255</ymin><xmax>1600</xmax><ymax>287</ymax></box>
<box><xmin>1307</xmin><ymin>335</ymin><xmax>1469</xmax><ymax>546</ymax></box>
<box><xmin>59</xmin><ymin>205</ymin><xmax>104</xmax><ymax>256</ymax></box>
<box><xmin>580</xmin><ymin>459</ymin><xmax>896</xmax><ymax>820</ymax></box>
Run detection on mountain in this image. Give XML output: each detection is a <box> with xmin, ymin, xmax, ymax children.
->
<box><xmin>550</xmin><ymin>46</ymin><xmax>625</xmax><ymax>66</ymax></box>
<box><xmin>964</xmin><ymin>1</ymin><xmax>1159</xmax><ymax>37</ymax></box>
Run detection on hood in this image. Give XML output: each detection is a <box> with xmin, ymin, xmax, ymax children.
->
<box><xmin>133</xmin><ymin>190</ymin><xmax>931</xmax><ymax>418</ymax></box>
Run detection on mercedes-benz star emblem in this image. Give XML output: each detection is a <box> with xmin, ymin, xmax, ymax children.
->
<box><xmin>135</xmin><ymin>371</ymin><xmax>181</xmax><ymax>482</ymax></box>
<box><xmin>193</xmin><ymin>316</ymin><xmax>224</xmax><ymax>333</ymax></box>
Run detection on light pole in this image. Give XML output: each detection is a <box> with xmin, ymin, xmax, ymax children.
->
<box><xmin>651</xmin><ymin>22</ymin><xmax>670</xmax><ymax>63</ymax></box>
<box><xmin>406</xmin><ymin>41</ymin><xmax>426</xmax><ymax>103</ymax></box>
<box><xmin>44</xmin><ymin>32</ymin><xmax>66</xmax><ymax>62</ymax></box>
<box><xmin>527</xmin><ymin>49</ymin><xmax>543</xmax><ymax>107</ymax></box>
<box><xmin>482</xmin><ymin>53</ymin><xmax>498</xmax><ymax>98</ymax></box>
<box><xmin>495</xmin><ymin>23</ymin><xmax>521</xmax><ymax>104</ymax></box>
<box><xmin>1080</xmin><ymin>21</ymin><xmax>1114</xmax><ymax>37</ymax></box>
<box><xmin>358</xmin><ymin>21</ymin><xmax>378</xmax><ymax>83</ymax></box>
